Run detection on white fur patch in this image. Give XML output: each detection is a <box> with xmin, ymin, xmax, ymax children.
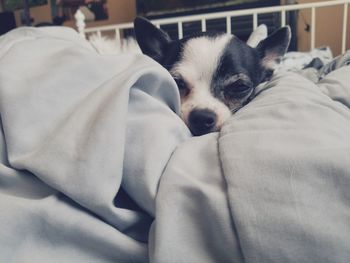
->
<box><xmin>171</xmin><ymin>34</ymin><xmax>233</xmax><ymax>130</ymax></box>
<box><xmin>181</xmin><ymin>85</ymin><xmax>232</xmax><ymax>130</ymax></box>
<box><xmin>171</xmin><ymin>34</ymin><xmax>232</xmax><ymax>86</ymax></box>
<box><xmin>261</xmin><ymin>53</ymin><xmax>279</xmax><ymax>69</ymax></box>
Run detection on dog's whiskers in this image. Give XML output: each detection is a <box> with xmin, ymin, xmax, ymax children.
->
<box><xmin>231</xmin><ymin>106</ymin><xmax>243</xmax><ymax>114</ymax></box>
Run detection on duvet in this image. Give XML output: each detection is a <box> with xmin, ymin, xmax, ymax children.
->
<box><xmin>0</xmin><ymin>27</ymin><xmax>350</xmax><ymax>263</ymax></box>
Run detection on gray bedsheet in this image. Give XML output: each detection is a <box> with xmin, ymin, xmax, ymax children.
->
<box><xmin>1</xmin><ymin>27</ymin><xmax>350</xmax><ymax>263</ymax></box>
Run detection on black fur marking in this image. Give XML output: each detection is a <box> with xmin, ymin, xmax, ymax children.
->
<box><xmin>161</xmin><ymin>41</ymin><xmax>183</xmax><ymax>70</ymax></box>
<box><xmin>256</xmin><ymin>26</ymin><xmax>291</xmax><ymax>66</ymax></box>
<box><xmin>211</xmin><ymin>37</ymin><xmax>263</xmax><ymax>107</ymax></box>
<box><xmin>134</xmin><ymin>17</ymin><xmax>171</xmax><ymax>63</ymax></box>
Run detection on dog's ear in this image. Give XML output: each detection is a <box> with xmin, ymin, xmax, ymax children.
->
<box><xmin>134</xmin><ymin>17</ymin><xmax>171</xmax><ymax>64</ymax></box>
<box><xmin>247</xmin><ymin>24</ymin><xmax>268</xmax><ymax>48</ymax></box>
<box><xmin>255</xmin><ymin>26</ymin><xmax>291</xmax><ymax>69</ymax></box>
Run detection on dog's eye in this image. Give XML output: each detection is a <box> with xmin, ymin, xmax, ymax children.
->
<box><xmin>223</xmin><ymin>80</ymin><xmax>252</xmax><ymax>100</ymax></box>
<box><xmin>174</xmin><ymin>77</ymin><xmax>190</xmax><ymax>97</ymax></box>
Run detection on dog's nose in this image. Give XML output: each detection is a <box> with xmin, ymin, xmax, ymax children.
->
<box><xmin>188</xmin><ymin>109</ymin><xmax>217</xmax><ymax>136</ymax></box>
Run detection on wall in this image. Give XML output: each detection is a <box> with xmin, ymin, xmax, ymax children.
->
<box><xmin>63</xmin><ymin>0</ymin><xmax>136</xmax><ymax>29</ymax></box>
<box><xmin>12</xmin><ymin>0</ymin><xmax>136</xmax><ymax>28</ymax></box>
<box><xmin>296</xmin><ymin>0</ymin><xmax>350</xmax><ymax>56</ymax></box>
<box><xmin>14</xmin><ymin>1</ymin><xmax>52</xmax><ymax>26</ymax></box>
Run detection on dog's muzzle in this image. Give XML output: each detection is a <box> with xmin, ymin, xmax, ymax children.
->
<box><xmin>188</xmin><ymin>109</ymin><xmax>217</xmax><ymax>136</ymax></box>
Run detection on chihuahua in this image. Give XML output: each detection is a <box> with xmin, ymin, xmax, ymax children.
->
<box><xmin>134</xmin><ymin>17</ymin><xmax>291</xmax><ymax>136</ymax></box>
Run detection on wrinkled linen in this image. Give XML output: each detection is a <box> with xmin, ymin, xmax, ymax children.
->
<box><xmin>1</xmin><ymin>27</ymin><xmax>350</xmax><ymax>263</ymax></box>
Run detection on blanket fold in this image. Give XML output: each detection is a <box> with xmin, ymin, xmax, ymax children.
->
<box><xmin>219</xmin><ymin>71</ymin><xmax>350</xmax><ymax>263</ymax></box>
<box><xmin>0</xmin><ymin>27</ymin><xmax>189</xmax><ymax>262</ymax></box>
<box><xmin>1</xmin><ymin>27</ymin><xmax>350</xmax><ymax>263</ymax></box>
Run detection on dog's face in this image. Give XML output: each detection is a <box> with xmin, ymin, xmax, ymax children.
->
<box><xmin>134</xmin><ymin>17</ymin><xmax>290</xmax><ymax>136</ymax></box>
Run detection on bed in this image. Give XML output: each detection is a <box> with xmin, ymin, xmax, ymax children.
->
<box><xmin>0</xmin><ymin>1</ymin><xmax>350</xmax><ymax>263</ymax></box>
<box><xmin>76</xmin><ymin>0</ymin><xmax>350</xmax><ymax>79</ymax></box>
<box><xmin>75</xmin><ymin>0</ymin><xmax>349</xmax><ymax>52</ymax></box>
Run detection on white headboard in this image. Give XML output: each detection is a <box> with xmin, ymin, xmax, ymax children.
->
<box><xmin>75</xmin><ymin>0</ymin><xmax>350</xmax><ymax>53</ymax></box>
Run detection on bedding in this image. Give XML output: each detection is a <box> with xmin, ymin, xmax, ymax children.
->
<box><xmin>275</xmin><ymin>46</ymin><xmax>334</xmax><ymax>72</ymax></box>
<box><xmin>313</xmin><ymin>50</ymin><xmax>350</xmax><ymax>81</ymax></box>
<box><xmin>1</xmin><ymin>27</ymin><xmax>350</xmax><ymax>263</ymax></box>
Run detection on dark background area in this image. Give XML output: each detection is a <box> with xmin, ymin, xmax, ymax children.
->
<box><xmin>132</xmin><ymin>0</ymin><xmax>297</xmax><ymax>50</ymax></box>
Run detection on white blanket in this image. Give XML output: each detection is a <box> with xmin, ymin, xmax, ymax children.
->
<box><xmin>1</xmin><ymin>27</ymin><xmax>350</xmax><ymax>263</ymax></box>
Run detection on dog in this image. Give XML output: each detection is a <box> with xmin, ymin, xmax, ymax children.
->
<box><xmin>133</xmin><ymin>17</ymin><xmax>291</xmax><ymax>136</ymax></box>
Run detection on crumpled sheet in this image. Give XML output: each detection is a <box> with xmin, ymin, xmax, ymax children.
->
<box><xmin>0</xmin><ymin>27</ymin><xmax>190</xmax><ymax>262</ymax></box>
<box><xmin>1</xmin><ymin>27</ymin><xmax>350</xmax><ymax>263</ymax></box>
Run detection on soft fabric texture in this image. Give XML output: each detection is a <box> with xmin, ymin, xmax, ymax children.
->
<box><xmin>0</xmin><ymin>27</ymin><xmax>190</xmax><ymax>262</ymax></box>
<box><xmin>275</xmin><ymin>46</ymin><xmax>334</xmax><ymax>72</ymax></box>
<box><xmin>1</xmin><ymin>27</ymin><xmax>350</xmax><ymax>263</ymax></box>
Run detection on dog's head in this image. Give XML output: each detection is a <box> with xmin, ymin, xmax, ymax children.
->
<box><xmin>134</xmin><ymin>17</ymin><xmax>290</xmax><ymax>136</ymax></box>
